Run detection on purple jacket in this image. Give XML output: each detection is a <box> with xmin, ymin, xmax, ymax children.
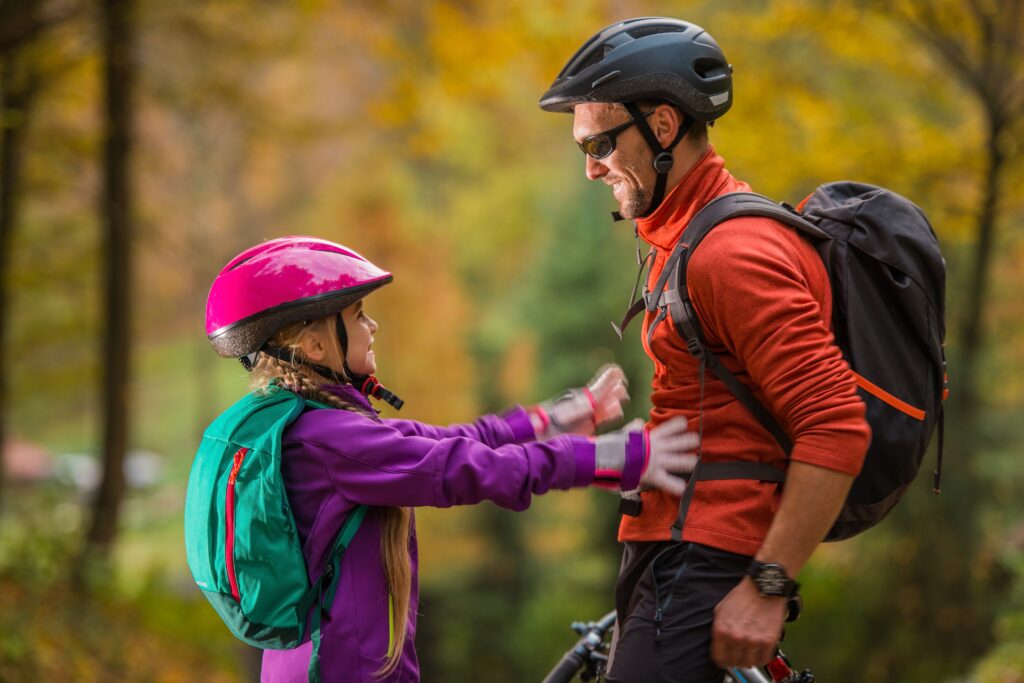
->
<box><xmin>260</xmin><ymin>385</ymin><xmax>598</xmax><ymax>683</ymax></box>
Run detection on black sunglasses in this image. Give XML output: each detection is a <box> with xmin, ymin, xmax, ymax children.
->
<box><xmin>577</xmin><ymin>110</ymin><xmax>655</xmax><ymax>160</ymax></box>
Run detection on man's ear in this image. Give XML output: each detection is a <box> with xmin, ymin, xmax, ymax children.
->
<box><xmin>653</xmin><ymin>104</ymin><xmax>684</xmax><ymax>147</ymax></box>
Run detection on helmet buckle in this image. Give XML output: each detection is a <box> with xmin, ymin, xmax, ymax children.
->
<box><xmin>653</xmin><ymin>152</ymin><xmax>674</xmax><ymax>174</ymax></box>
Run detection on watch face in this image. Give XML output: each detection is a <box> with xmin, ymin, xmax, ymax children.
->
<box><xmin>753</xmin><ymin>563</ymin><xmax>793</xmax><ymax>597</ymax></box>
<box><xmin>758</xmin><ymin>565</ymin><xmax>788</xmax><ymax>594</ymax></box>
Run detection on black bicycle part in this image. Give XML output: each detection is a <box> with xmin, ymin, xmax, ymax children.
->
<box><xmin>543</xmin><ymin>611</ymin><xmax>815</xmax><ymax>683</ymax></box>
<box><xmin>541</xmin><ymin>610</ymin><xmax>616</xmax><ymax>683</ymax></box>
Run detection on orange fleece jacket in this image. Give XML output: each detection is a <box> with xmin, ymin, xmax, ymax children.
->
<box><xmin>619</xmin><ymin>147</ymin><xmax>871</xmax><ymax>556</ymax></box>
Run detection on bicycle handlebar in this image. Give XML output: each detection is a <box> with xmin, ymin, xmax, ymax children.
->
<box><xmin>541</xmin><ymin>610</ymin><xmax>617</xmax><ymax>683</ymax></box>
<box><xmin>541</xmin><ymin>609</ymin><xmax>813</xmax><ymax>683</ymax></box>
<box><xmin>541</xmin><ymin>651</ymin><xmax>587</xmax><ymax>683</ymax></box>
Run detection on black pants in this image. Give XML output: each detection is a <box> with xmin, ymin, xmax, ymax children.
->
<box><xmin>605</xmin><ymin>541</ymin><xmax>750</xmax><ymax>683</ymax></box>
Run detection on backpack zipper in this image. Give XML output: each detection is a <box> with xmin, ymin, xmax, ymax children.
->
<box><xmin>225</xmin><ymin>447</ymin><xmax>249</xmax><ymax>602</ymax></box>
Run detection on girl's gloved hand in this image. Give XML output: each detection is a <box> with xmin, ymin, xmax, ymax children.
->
<box><xmin>529</xmin><ymin>364</ymin><xmax>629</xmax><ymax>438</ymax></box>
<box><xmin>591</xmin><ymin>417</ymin><xmax>698</xmax><ymax>494</ymax></box>
<box><xmin>641</xmin><ymin>417</ymin><xmax>699</xmax><ymax>496</ymax></box>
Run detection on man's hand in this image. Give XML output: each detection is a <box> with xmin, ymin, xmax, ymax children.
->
<box><xmin>708</xmin><ymin>461</ymin><xmax>856</xmax><ymax>669</ymax></box>
<box><xmin>710</xmin><ymin>577</ymin><xmax>786</xmax><ymax>669</ymax></box>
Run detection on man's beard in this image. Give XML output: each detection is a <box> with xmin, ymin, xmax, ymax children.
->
<box><xmin>615</xmin><ymin>154</ymin><xmax>653</xmax><ymax>220</ymax></box>
<box><xmin>619</xmin><ymin>184</ymin><xmax>651</xmax><ymax>220</ymax></box>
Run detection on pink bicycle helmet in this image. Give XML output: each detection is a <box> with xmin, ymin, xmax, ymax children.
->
<box><xmin>206</xmin><ymin>237</ymin><xmax>393</xmax><ymax>359</ymax></box>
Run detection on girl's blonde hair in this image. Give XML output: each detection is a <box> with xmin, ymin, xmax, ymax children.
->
<box><xmin>250</xmin><ymin>316</ymin><xmax>412</xmax><ymax>676</ymax></box>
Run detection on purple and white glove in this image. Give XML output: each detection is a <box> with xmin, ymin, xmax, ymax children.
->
<box><xmin>591</xmin><ymin>417</ymin><xmax>698</xmax><ymax>494</ymax></box>
<box><xmin>528</xmin><ymin>364</ymin><xmax>629</xmax><ymax>438</ymax></box>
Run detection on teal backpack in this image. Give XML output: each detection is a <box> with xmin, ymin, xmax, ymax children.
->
<box><xmin>184</xmin><ymin>385</ymin><xmax>366</xmax><ymax>682</ymax></box>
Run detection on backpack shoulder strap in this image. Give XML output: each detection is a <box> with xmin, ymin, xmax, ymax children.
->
<box><xmin>300</xmin><ymin>504</ymin><xmax>368</xmax><ymax>683</ymax></box>
<box><xmin>659</xmin><ymin>193</ymin><xmax>819</xmax><ymax>541</ymax></box>
<box><xmin>683</xmin><ymin>192</ymin><xmax>830</xmax><ymax>250</ymax></box>
<box><xmin>662</xmin><ymin>192</ymin><xmax>811</xmax><ymax>454</ymax></box>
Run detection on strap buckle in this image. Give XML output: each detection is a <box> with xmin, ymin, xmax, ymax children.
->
<box><xmin>619</xmin><ymin>496</ymin><xmax>643</xmax><ymax>517</ymax></box>
<box><xmin>685</xmin><ymin>335</ymin><xmax>705</xmax><ymax>358</ymax></box>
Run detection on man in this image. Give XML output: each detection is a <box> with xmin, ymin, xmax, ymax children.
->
<box><xmin>539</xmin><ymin>18</ymin><xmax>871</xmax><ymax>682</ymax></box>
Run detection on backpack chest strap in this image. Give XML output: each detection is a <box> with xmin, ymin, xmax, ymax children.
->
<box><xmin>669</xmin><ymin>461</ymin><xmax>787</xmax><ymax>542</ymax></box>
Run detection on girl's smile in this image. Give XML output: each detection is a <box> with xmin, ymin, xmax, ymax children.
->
<box><xmin>340</xmin><ymin>300</ymin><xmax>378</xmax><ymax>376</ymax></box>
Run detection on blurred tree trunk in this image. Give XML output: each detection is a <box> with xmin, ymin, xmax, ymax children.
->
<box><xmin>0</xmin><ymin>56</ymin><xmax>24</xmax><ymax>514</ymax></box>
<box><xmin>835</xmin><ymin>1</ymin><xmax>1024</xmax><ymax>677</ymax></box>
<box><xmin>84</xmin><ymin>0</ymin><xmax>135</xmax><ymax>556</ymax></box>
<box><xmin>0</xmin><ymin>1</ymin><xmax>46</xmax><ymax>517</ymax></box>
<box><xmin>0</xmin><ymin>0</ymin><xmax>68</xmax><ymax>54</ymax></box>
<box><xmin>884</xmin><ymin>0</ymin><xmax>1024</xmax><ymax>422</ymax></box>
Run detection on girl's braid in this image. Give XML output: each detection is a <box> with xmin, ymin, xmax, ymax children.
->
<box><xmin>256</xmin><ymin>354</ymin><xmax>378</xmax><ymax>419</ymax></box>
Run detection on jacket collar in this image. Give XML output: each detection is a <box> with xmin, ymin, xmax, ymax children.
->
<box><xmin>322</xmin><ymin>383</ymin><xmax>376</xmax><ymax>413</ymax></box>
<box><xmin>635</xmin><ymin>145</ymin><xmax>732</xmax><ymax>251</ymax></box>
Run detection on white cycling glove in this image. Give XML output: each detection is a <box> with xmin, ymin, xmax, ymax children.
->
<box><xmin>591</xmin><ymin>417</ymin><xmax>698</xmax><ymax>494</ymax></box>
<box><xmin>529</xmin><ymin>364</ymin><xmax>629</xmax><ymax>438</ymax></box>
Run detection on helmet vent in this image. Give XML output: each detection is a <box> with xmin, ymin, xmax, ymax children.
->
<box><xmin>693</xmin><ymin>57</ymin><xmax>728</xmax><ymax>79</ymax></box>
<box><xmin>626</xmin><ymin>26</ymin><xmax>684</xmax><ymax>40</ymax></box>
<box><xmin>538</xmin><ymin>18</ymin><xmax>733</xmax><ymax>122</ymax></box>
<box><xmin>576</xmin><ymin>47</ymin><xmax>609</xmax><ymax>73</ymax></box>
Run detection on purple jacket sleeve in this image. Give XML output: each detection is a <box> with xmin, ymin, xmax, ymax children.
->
<box><xmin>381</xmin><ymin>406</ymin><xmax>536</xmax><ymax>447</ymax></box>
<box><xmin>285</xmin><ymin>408</ymin><xmax>594</xmax><ymax>511</ymax></box>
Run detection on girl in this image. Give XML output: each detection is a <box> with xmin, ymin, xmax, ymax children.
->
<box><xmin>200</xmin><ymin>237</ymin><xmax>697</xmax><ymax>682</ymax></box>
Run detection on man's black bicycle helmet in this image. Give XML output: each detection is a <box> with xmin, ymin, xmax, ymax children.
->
<box><xmin>540</xmin><ymin>18</ymin><xmax>732</xmax><ymax>219</ymax></box>
<box><xmin>539</xmin><ymin>17</ymin><xmax>732</xmax><ymax>122</ymax></box>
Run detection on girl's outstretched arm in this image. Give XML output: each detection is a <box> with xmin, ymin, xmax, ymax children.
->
<box><xmin>381</xmin><ymin>364</ymin><xmax>629</xmax><ymax>447</ymax></box>
<box><xmin>285</xmin><ymin>409</ymin><xmax>695</xmax><ymax>511</ymax></box>
<box><xmin>381</xmin><ymin>406</ymin><xmax>536</xmax><ymax>448</ymax></box>
<box><xmin>288</xmin><ymin>407</ymin><xmax>593</xmax><ymax>510</ymax></box>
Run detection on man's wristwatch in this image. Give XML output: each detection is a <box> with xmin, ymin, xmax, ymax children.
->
<box><xmin>746</xmin><ymin>560</ymin><xmax>800</xmax><ymax>599</ymax></box>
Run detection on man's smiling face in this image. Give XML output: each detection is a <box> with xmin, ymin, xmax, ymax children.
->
<box><xmin>572</xmin><ymin>102</ymin><xmax>656</xmax><ymax>221</ymax></box>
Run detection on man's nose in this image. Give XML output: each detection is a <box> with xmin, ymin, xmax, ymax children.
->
<box><xmin>585</xmin><ymin>155</ymin><xmax>608</xmax><ymax>181</ymax></box>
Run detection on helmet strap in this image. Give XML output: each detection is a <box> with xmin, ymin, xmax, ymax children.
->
<box><xmin>254</xmin><ymin>344</ymin><xmax>405</xmax><ymax>411</ymax></box>
<box><xmin>354</xmin><ymin>375</ymin><xmax>405</xmax><ymax>411</ymax></box>
<box><xmin>333</xmin><ymin>312</ymin><xmax>404</xmax><ymax>409</ymax></box>
<box><xmin>623</xmin><ymin>101</ymin><xmax>693</xmax><ymax>219</ymax></box>
<box><xmin>257</xmin><ymin>344</ymin><xmax>347</xmax><ymax>385</ymax></box>
<box><xmin>334</xmin><ymin>313</ymin><xmax>357</xmax><ymax>378</ymax></box>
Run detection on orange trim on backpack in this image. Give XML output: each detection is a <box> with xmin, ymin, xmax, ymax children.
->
<box><xmin>852</xmin><ymin>372</ymin><xmax>926</xmax><ymax>421</ymax></box>
<box><xmin>795</xmin><ymin>193</ymin><xmax>814</xmax><ymax>212</ymax></box>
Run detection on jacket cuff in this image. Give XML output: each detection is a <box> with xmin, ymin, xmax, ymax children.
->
<box><xmin>500</xmin><ymin>405</ymin><xmax>540</xmax><ymax>443</ymax></box>
<box><xmin>569</xmin><ymin>436</ymin><xmax>596</xmax><ymax>487</ymax></box>
<box><xmin>619</xmin><ymin>431</ymin><xmax>647</xmax><ymax>492</ymax></box>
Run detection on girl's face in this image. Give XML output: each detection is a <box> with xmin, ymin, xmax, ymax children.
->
<box><xmin>339</xmin><ymin>299</ymin><xmax>378</xmax><ymax>376</ymax></box>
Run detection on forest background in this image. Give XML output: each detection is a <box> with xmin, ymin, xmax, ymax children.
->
<box><xmin>1</xmin><ymin>0</ymin><xmax>1023</xmax><ymax>681</ymax></box>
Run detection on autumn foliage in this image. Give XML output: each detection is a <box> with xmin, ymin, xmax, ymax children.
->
<box><xmin>1</xmin><ymin>1</ymin><xmax>1023</xmax><ymax>681</ymax></box>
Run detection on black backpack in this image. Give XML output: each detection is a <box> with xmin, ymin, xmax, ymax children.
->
<box><xmin>628</xmin><ymin>182</ymin><xmax>947</xmax><ymax>542</ymax></box>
